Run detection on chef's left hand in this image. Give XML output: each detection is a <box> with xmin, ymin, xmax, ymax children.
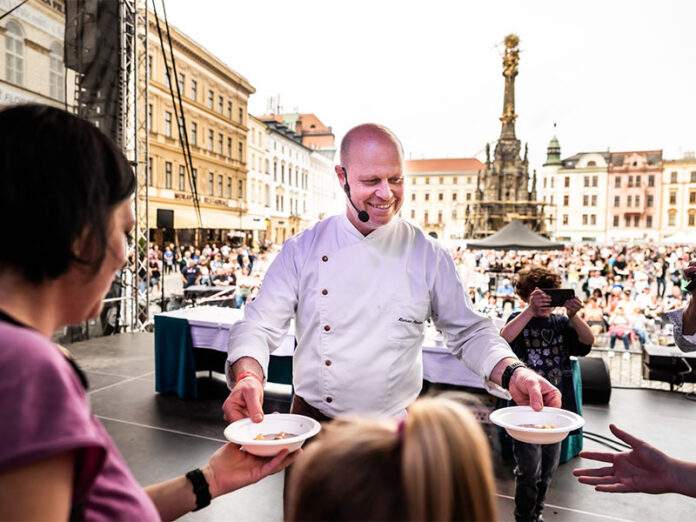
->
<box><xmin>509</xmin><ymin>368</ymin><xmax>562</xmax><ymax>411</ymax></box>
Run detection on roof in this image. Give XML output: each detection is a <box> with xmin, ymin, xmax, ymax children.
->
<box><xmin>466</xmin><ymin>221</ymin><xmax>564</xmax><ymax>251</ymax></box>
<box><xmin>405</xmin><ymin>158</ymin><xmax>484</xmax><ymax>174</ymax></box>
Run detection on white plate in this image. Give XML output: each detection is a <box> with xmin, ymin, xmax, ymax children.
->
<box><xmin>488</xmin><ymin>406</ymin><xmax>584</xmax><ymax>445</ymax></box>
<box><xmin>224</xmin><ymin>414</ymin><xmax>321</xmax><ymax>457</ymax></box>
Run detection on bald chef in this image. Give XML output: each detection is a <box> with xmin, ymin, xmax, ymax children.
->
<box><xmin>223</xmin><ymin>124</ymin><xmax>561</xmax><ymax>423</ymax></box>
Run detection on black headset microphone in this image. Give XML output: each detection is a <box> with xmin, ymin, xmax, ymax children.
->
<box><xmin>341</xmin><ymin>167</ymin><xmax>370</xmax><ymax>223</ymax></box>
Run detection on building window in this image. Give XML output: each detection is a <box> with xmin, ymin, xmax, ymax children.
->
<box><xmin>238</xmin><ymin>179</ymin><xmax>244</xmax><ymax>198</ymax></box>
<box><xmin>452</xmin><ymin>209</ymin><xmax>457</xmax><ymax>220</ymax></box>
<box><xmin>671</xmin><ymin>172</ymin><xmax>678</xmax><ymax>184</ymax></box>
<box><xmin>217</xmin><ymin>175</ymin><xmax>223</xmax><ymax>196</ymax></box>
<box><xmin>466</xmin><ymin>193</ymin><xmax>471</xmax><ymax>201</ymax></box>
<box><xmin>592</xmin><ymin>176</ymin><xmax>598</xmax><ymax>187</ymax></box>
<box><xmin>227</xmin><ymin>137</ymin><xmax>232</xmax><ymax>158</ymax></box>
<box><xmin>438</xmin><ymin>193</ymin><xmax>444</xmax><ymax>201</ymax></box>
<box><xmin>590</xmin><ymin>214</ymin><xmax>596</xmax><ymax>225</ymax></box>
<box><xmin>591</xmin><ymin>195</ymin><xmax>597</xmax><ymax>206</ymax></box>
<box><xmin>587</xmin><ymin>161</ymin><xmax>596</xmax><ymax>167</ymax></box>
<box><xmin>627</xmin><ymin>175</ymin><xmax>633</xmax><ymax>187</ymax></box>
<box><xmin>668</xmin><ymin>211</ymin><xmax>676</xmax><ymax>227</ymax></box>
<box><xmin>437</xmin><ymin>211</ymin><xmax>443</xmax><ymax>224</ymax></box>
<box><xmin>583</xmin><ymin>176</ymin><xmax>589</xmax><ymax>188</ymax></box>
<box><xmin>238</xmin><ymin>143</ymin><xmax>244</xmax><ymax>162</ymax></box>
<box><xmin>633</xmin><ymin>215</ymin><xmax>640</xmax><ymax>227</ymax></box>
<box><xmin>624</xmin><ymin>216</ymin><xmax>631</xmax><ymax>227</ymax></box>
<box><xmin>411</xmin><ymin>193</ymin><xmax>416</xmax><ymax>201</ymax></box>
<box><xmin>439</xmin><ymin>177</ymin><xmax>444</xmax><ymax>184</ymax></box>
<box><xmin>564</xmin><ymin>176</ymin><xmax>570</xmax><ymax>188</ymax></box>
<box><xmin>583</xmin><ymin>195</ymin><xmax>589</xmax><ymax>206</ymax></box>
<box><xmin>164</xmin><ymin>162</ymin><xmax>172</xmax><ymax>189</ymax></box>
<box><xmin>563</xmin><ymin>194</ymin><xmax>569</xmax><ymax>206</ymax></box>
<box><xmin>689</xmin><ymin>213</ymin><xmax>696</xmax><ymax>227</ymax></box>
<box><xmin>452</xmin><ymin>192</ymin><xmax>457</xmax><ymax>201</ymax></box>
<box><xmin>147</xmin><ymin>157</ymin><xmax>153</xmax><ymax>186</ymax></box>
<box><xmin>147</xmin><ymin>103</ymin><xmax>153</xmax><ymax>130</ymax></box>
<box><xmin>227</xmin><ymin>177</ymin><xmax>232</xmax><ymax>198</ymax></box>
<box><xmin>425</xmin><ymin>193</ymin><xmax>430</xmax><ymax>201</ymax></box>
<box><xmin>190</xmin><ymin>78</ymin><xmax>197</xmax><ymax>100</ymax></box>
<box><xmin>227</xmin><ymin>101</ymin><xmax>232</xmax><ymax>119</ymax></box>
<box><xmin>648</xmin><ymin>175</ymin><xmax>655</xmax><ymax>187</ymax></box>
<box><xmin>178</xmin><ymin>165</ymin><xmax>185</xmax><ymax>191</ymax></box>
<box><xmin>691</xmin><ymin>171</ymin><xmax>696</xmax><ymax>183</ymax></box>
<box><xmin>690</xmin><ymin>191</ymin><xmax>696</xmax><ymax>204</ymax></box>
<box><xmin>148</xmin><ymin>54</ymin><xmax>154</xmax><ymax>80</ymax></box>
<box><xmin>218</xmin><ymin>95</ymin><xmax>223</xmax><ymax>113</ymax></box>
<box><xmin>635</xmin><ymin>195</ymin><xmax>641</xmax><ymax>207</ymax></box>
<box><xmin>614</xmin><ymin>176</ymin><xmax>621</xmax><ymax>188</ymax></box>
<box><xmin>425</xmin><ymin>177</ymin><xmax>430</xmax><ymax>185</ymax></box>
<box><xmin>5</xmin><ymin>21</ymin><xmax>24</xmax><ymax>85</ymax></box>
<box><xmin>208</xmin><ymin>129</ymin><xmax>214</xmax><ymax>151</ymax></box>
<box><xmin>218</xmin><ymin>133</ymin><xmax>223</xmax><ymax>154</ymax></box>
<box><xmin>669</xmin><ymin>191</ymin><xmax>677</xmax><ymax>205</ymax></box>
<box><xmin>613</xmin><ymin>215</ymin><xmax>619</xmax><ymax>227</ymax></box>
<box><xmin>647</xmin><ymin>194</ymin><xmax>654</xmax><ymax>207</ymax></box>
<box><xmin>208</xmin><ymin>90</ymin><xmax>214</xmax><ymax>109</ymax></box>
<box><xmin>49</xmin><ymin>43</ymin><xmax>64</xmax><ymax>101</ymax></box>
<box><xmin>208</xmin><ymin>172</ymin><xmax>214</xmax><ymax>195</ymax></box>
<box><xmin>646</xmin><ymin>215</ymin><xmax>653</xmax><ymax>228</ymax></box>
<box><xmin>238</xmin><ymin>107</ymin><xmax>244</xmax><ymax>123</ymax></box>
<box><xmin>191</xmin><ymin>168</ymin><xmax>197</xmax><ymax>191</ymax></box>
<box><xmin>281</xmin><ymin>164</ymin><xmax>285</xmax><ymax>184</ymax></box>
<box><xmin>164</xmin><ymin>111</ymin><xmax>172</xmax><ymax>137</ymax></box>
<box><xmin>273</xmin><ymin>161</ymin><xmax>277</xmax><ymax>181</ymax></box>
<box><xmin>453</xmin><ymin>177</ymin><xmax>458</xmax><ymax>184</ymax></box>
<box><xmin>614</xmin><ymin>196</ymin><xmax>620</xmax><ymax>207</ymax></box>
<box><xmin>177</xmin><ymin>72</ymin><xmax>185</xmax><ymax>93</ymax></box>
<box><xmin>543</xmin><ymin>178</ymin><xmax>547</xmax><ymax>189</ymax></box>
<box><xmin>550</xmin><ymin>177</ymin><xmax>555</xmax><ymax>189</ymax></box>
<box><xmin>562</xmin><ymin>214</ymin><xmax>568</xmax><ymax>225</ymax></box>
<box><xmin>582</xmin><ymin>214</ymin><xmax>588</xmax><ymax>225</ymax></box>
<box><xmin>635</xmin><ymin>175</ymin><xmax>641</xmax><ymax>185</ymax></box>
<box><xmin>424</xmin><ymin>211</ymin><xmax>429</xmax><ymax>224</ymax></box>
<box><xmin>190</xmin><ymin>122</ymin><xmax>197</xmax><ymax>145</ymax></box>
<box><xmin>627</xmin><ymin>195</ymin><xmax>632</xmax><ymax>207</ymax></box>
<box><xmin>411</xmin><ymin>209</ymin><xmax>416</xmax><ymax>219</ymax></box>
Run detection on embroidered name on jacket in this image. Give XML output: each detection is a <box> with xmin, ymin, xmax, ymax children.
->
<box><xmin>398</xmin><ymin>317</ymin><xmax>423</xmax><ymax>325</ymax></box>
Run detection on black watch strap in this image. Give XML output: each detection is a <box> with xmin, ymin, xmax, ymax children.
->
<box><xmin>186</xmin><ymin>468</ymin><xmax>211</xmax><ymax>511</ymax></box>
<box><xmin>501</xmin><ymin>361</ymin><xmax>527</xmax><ymax>390</ymax></box>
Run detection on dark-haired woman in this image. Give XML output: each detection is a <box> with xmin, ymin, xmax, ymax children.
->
<box><xmin>0</xmin><ymin>104</ymin><xmax>296</xmax><ymax>520</ymax></box>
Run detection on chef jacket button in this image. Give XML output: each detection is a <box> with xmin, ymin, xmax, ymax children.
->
<box><xmin>321</xmin><ymin>255</ymin><xmax>328</xmax><ymax>262</ymax></box>
<box><xmin>326</xmin><ymin>396</ymin><xmax>333</xmax><ymax>403</ymax></box>
<box><xmin>323</xmin><ymin>325</ymin><xmax>331</xmax><ymax>332</ymax></box>
<box><xmin>325</xmin><ymin>359</ymin><xmax>332</xmax><ymax>366</ymax></box>
<box><xmin>321</xmin><ymin>288</ymin><xmax>328</xmax><ymax>295</ymax></box>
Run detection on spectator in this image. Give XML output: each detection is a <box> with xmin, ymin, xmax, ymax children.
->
<box><xmin>608</xmin><ymin>305</ymin><xmax>632</xmax><ymax>358</ymax></box>
<box><xmin>181</xmin><ymin>259</ymin><xmax>200</xmax><ymax>289</ymax></box>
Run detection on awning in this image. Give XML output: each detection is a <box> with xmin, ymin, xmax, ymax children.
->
<box><xmin>467</xmin><ymin>220</ymin><xmax>564</xmax><ymax>251</ymax></box>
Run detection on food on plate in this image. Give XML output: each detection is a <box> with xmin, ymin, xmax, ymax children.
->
<box><xmin>254</xmin><ymin>432</ymin><xmax>297</xmax><ymax>441</ymax></box>
<box><xmin>518</xmin><ymin>423</ymin><xmax>556</xmax><ymax>429</ymax></box>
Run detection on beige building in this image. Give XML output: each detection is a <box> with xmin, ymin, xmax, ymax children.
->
<box><xmin>0</xmin><ymin>0</ymin><xmax>74</xmax><ymax>109</ymax></box>
<box><xmin>145</xmin><ymin>14</ymin><xmax>254</xmax><ymax>245</ymax></box>
<box><xmin>403</xmin><ymin>158</ymin><xmax>484</xmax><ymax>245</ymax></box>
<box><xmin>661</xmin><ymin>156</ymin><xmax>696</xmax><ymax>238</ymax></box>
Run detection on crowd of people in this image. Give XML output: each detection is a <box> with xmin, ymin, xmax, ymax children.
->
<box><xmin>454</xmin><ymin>244</ymin><xmax>693</xmax><ymax>354</ymax></box>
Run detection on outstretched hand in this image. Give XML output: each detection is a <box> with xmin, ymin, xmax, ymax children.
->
<box><xmin>573</xmin><ymin>424</ymin><xmax>678</xmax><ymax>494</ymax></box>
<box><xmin>204</xmin><ymin>443</ymin><xmax>301</xmax><ymax>498</ymax></box>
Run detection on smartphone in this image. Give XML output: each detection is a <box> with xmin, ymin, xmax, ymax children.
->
<box><xmin>540</xmin><ymin>288</ymin><xmax>576</xmax><ymax>307</ymax></box>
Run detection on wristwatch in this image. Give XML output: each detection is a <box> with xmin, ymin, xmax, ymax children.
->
<box><xmin>501</xmin><ymin>361</ymin><xmax>527</xmax><ymax>390</ymax></box>
<box><xmin>186</xmin><ymin>468</ymin><xmax>211</xmax><ymax>511</ymax></box>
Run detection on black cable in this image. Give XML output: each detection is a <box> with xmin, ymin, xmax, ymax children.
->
<box><xmin>584</xmin><ymin>430</ymin><xmax>631</xmax><ymax>449</ymax></box>
<box><xmin>159</xmin><ymin>0</ymin><xmax>201</xmax><ymax>227</ymax></box>
<box><xmin>582</xmin><ymin>434</ymin><xmax>626</xmax><ymax>453</ymax></box>
<box><xmin>0</xmin><ymin>0</ymin><xmax>29</xmax><ymax>22</ymax></box>
<box><xmin>150</xmin><ymin>0</ymin><xmax>202</xmax><ymax>228</ymax></box>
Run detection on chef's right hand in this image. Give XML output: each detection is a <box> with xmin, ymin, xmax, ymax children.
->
<box><xmin>222</xmin><ymin>374</ymin><xmax>265</xmax><ymax>423</ymax></box>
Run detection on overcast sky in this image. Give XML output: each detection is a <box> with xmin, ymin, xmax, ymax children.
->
<box><xmin>164</xmin><ymin>0</ymin><xmax>696</xmax><ymax>172</ymax></box>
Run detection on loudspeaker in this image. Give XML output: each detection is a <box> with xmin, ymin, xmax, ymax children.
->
<box><xmin>157</xmin><ymin>209</ymin><xmax>174</xmax><ymax>229</ymax></box>
<box><xmin>578</xmin><ymin>357</ymin><xmax>612</xmax><ymax>404</ymax></box>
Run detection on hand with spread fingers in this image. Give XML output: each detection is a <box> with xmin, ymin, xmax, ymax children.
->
<box><xmin>573</xmin><ymin>424</ymin><xmax>696</xmax><ymax>497</ymax></box>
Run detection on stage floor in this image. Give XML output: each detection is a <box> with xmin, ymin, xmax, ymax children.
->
<box><xmin>67</xmin><ymin>333</ymin><xmax>696</xmax><ymax>521</ymax></box>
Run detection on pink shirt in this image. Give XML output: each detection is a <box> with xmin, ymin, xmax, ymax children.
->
<box><xmin>0</xmin><ymin>320</ymin><xmax>160</xmax><ymax>521</ymax></box>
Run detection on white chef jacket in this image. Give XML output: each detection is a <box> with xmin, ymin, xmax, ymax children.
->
<box><xmin>227</xmin><ymin>214</ymin><xmax>515</xmax><ymax>417</ymax></box>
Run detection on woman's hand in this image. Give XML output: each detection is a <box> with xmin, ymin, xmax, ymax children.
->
<box><xmin>203</xmin><ymin>443</ymin><xmax>301</xmax><ymax>498</ymax></box>
<box><xmin>528</xmin><ymin>288</ymin><xmax>552</xmax><ymax>315</ymax></box>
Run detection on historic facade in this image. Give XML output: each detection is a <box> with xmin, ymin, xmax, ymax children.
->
<box><xmin>403</xmin><ymin>158</ymin><xmax>483</xmax><ymax>244</ymax></box>
<box><xmin>144</xmin><ymin>13</ymin><xmax>254</xmax><ymax>245</ymax></box>
<box><xmin>466</xmin><ymin>34</ymin><xmax>543</xmax><ymax>238</ymax></box>
<box><xmin>0</xmin><ymin>0</ymin><xmax>74</xmax><ymax>109</ymax></box>
<box><xmin>661</xmin><ymin>156</ymin><xmax>696</xmax><ymax>237</ymax></box>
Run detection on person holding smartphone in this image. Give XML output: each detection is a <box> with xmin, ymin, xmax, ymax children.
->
<box><xmin>499</xmin><ymin>265</ymin><xmax>595</xmax><ymax>522</ymax></box>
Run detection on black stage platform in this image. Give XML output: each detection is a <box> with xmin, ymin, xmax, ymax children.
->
<box><xmin>68</xmin><ymin>333</ymin><xmax>696</xmax><ymax>521</ymax></box>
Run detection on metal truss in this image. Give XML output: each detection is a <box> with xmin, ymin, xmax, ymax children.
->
<box><xmin>121</xmin><ymin>0</ymin><xmax>149</xmax><ymax>331</ymax></box>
